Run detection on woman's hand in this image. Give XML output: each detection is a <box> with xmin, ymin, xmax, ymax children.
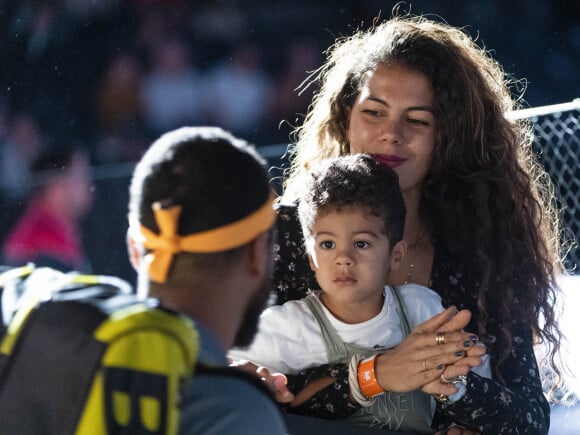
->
<box><xmin>422</xmin><ymin>341</ymin><xmax>487</xmax><ymax>395</ymax></box>
<box><xmin>374</xmin><ymin>307</ymin><xmax>478</xmax><ymax>395</ymax></box>
<box><xmin>228</xmin><ymin>359</ymin><xmax>295</xmax><ymax>403</ymax></box>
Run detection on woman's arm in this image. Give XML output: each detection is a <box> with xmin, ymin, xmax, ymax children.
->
<box><xmin>284</xmin><ymin>308</ymin><xmax>481</xmax><ymax>417</ymax></box>
<box><xmin>431</xmin><ymin>250</ymin><xmax>550</xmax><ymax>434</ymax></box>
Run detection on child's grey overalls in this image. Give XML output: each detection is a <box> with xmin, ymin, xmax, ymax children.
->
<box><xmin>304</xmin><ymin>285</ymin><xmax>433</xmax><ymax>434</ymax></box>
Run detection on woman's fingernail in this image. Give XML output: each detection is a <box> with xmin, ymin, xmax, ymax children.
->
<box><xmin>437</xmin><ymin>364</ymin><xmax>444</xmax><ymax>370</ymax></box>
<box><xmin>455</xmin><ymin>351</ymin><xmax>463</xmax><ymax>357</ymax></box>
<box><xmin>469</xmin><ymin>335</ymin><xmax>478</xmax><ymax>343</ymax></box>
<box><xmin>463</xmin><ymin>340</ymin><xmax>472</xmax><ymax>348</ymax></box>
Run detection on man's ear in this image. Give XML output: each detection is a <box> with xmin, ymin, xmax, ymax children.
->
<box><xmin>246</xmin><ymin>231</ymin><xmax>272</xmax><ymax>277</ymax></box>
<box><xmin>126</xmin><ymin>228</ymin><xmax>141</xmax><ymax>271</ymax></box>
<box><xmin>389</xmin><ymin>240</ymin><xmax>407</xmax><ymax>271</ymax></box>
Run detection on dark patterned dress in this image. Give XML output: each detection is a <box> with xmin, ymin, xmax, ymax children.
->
<box><xmin>273</xmin><ymin>203</ymin><xmax>550</xmax><ymax>434</ymax></box>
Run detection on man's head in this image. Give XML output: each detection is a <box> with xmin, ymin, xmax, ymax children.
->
<box><xmin>127</xmin><ymin>126</ymin><xmax>275</xmax><ymax>348</ymax></box>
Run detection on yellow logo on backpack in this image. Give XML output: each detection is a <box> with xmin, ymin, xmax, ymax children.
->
<box><xmin>77</xmin><ymin>304</ymin><xmax>198</xmax><ymax>435</ymax></box>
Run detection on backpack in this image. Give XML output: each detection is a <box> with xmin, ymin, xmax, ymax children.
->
<box><xmin>0</xmin><ymin>264</ymin><xmax>199</xmax><ymax>435</ymax></box>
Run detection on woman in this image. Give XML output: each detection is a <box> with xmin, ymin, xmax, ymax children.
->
<box><xmin>274</xmin><ymin>15</ymin><xmax>566</xmax><ymax>433</ymax></box>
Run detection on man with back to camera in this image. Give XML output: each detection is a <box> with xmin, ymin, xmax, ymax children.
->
<box><xmin>126</xmin><ymin>126</ymin><xmax>288</xmax><ymax>434</ymax></box>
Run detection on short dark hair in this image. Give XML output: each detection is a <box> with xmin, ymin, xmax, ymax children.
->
<box><xmin>298</xmin><ymin>154</ymin><xmax>406</xmax><ymax>246</ymax></box>
<box><xmin>129</xmin><ymin>126</ymin><xmax>270</xmax><ymax>248</ymax></box>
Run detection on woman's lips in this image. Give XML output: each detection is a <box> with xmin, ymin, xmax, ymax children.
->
<box><xmin>372</xmin><ymin>154</ymin><xmax>406</xmax><ymax>169</ymax></box>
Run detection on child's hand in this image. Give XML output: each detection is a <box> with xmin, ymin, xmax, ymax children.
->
<box><xmin>228</xmin><ymin>359</ymin><xmax>295</xmax><ymax>403</ymax></box>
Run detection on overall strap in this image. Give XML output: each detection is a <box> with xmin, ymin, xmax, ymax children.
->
<box><xmin>304</xmin><ymin>294</ymin><xmax>382</xmax><ymax>364</ymax></box>
<box><xmin>389</xmin><ymin>285</ymin><xmax>412</xmax><ymax>336</ymax></box>
<box><xmin>303</xmin><ymin>294</ymin><xmax>350</xmax><ymax>363</ymax></box>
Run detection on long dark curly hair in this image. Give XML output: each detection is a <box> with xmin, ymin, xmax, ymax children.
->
<box><xmin>282</xmin><ymin>15</ymin><xmax>567</xmax><ymax>384</ymax></box>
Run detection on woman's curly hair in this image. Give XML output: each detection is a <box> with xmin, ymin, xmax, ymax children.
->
<box><xmin>282</xmin><ymin>14</ymin><xmax>567</xmax><ymax>387</ymax></box>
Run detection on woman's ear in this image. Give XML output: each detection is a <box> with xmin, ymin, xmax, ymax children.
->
<box><xmin>389</xmin><ymin>240</ymin><xmax>407</xmax><ymax>271</ymax></box>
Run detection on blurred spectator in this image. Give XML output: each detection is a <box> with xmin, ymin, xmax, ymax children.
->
<box><xmin>140</xmin><ymin>37</ymin><xmax>206</xmax><ymax>135</ymax></box>
<box><xmin>204</xmin><ymin>43</ymin><xmax>273</xmax><ymax>142</ymax></box>
<box><xmin>2</xmin><ymin>146</ymin><xmax>94</xmax><ymax>272</ymax></box>
<box><xmin>96</xmin><ymin>51</ymin><xmax>145</xmax><ymax>135</ymax></box>
<box><xmin>0</xmin><ymin>112</ymin><xmax>45</xmax><ymax>202</ymax></box>
<box><xmin>93</xmin><ymin>129</ymin><xmax>149</xmax><ymax>164</ymax></box>
<box><xmin>2</xmin><ymin>1</ymin><xmax>79</xmax><ymax>139</ymax></box>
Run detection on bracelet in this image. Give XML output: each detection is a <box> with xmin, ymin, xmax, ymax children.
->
<box><xmin>349</xmin><ymin>355</ymin><xmax>375</xmax><ymax>406</ymax></box>
<box><xmin>357</xmin><ymin>354</ymin><xmax>385</xmax><ymax>398</ymax></box>
<box><xmin>434</xmin><ymin>374</ymin><xmax>468</xmax><ymax>405</ymax></box>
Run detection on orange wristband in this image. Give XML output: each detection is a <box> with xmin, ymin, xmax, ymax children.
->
<box><xmin>357</xmin><ymin>354</ymin><xmax>385</xmax><ymax>398</ymax></box>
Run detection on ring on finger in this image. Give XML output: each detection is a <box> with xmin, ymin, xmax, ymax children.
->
<box><xmin>440</xmin><ymin>373</ymin><xmax>454</xmax><ymax>384</ymax></box>
<box><xmin>435</xmin><ymin>331</ymin><xmax>446</xmax><ymax>345</ymax></box>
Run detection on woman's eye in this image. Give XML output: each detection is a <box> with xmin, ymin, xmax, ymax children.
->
<box><xmin>354</xmin><ymin>240</ymin><xmax>370</xmax><ymax>249</ymax></box>
<box><xmin>320</xmin><ymin>240</ymin><xmax>335</xmax><ymax>249</ymax></box>
<box><xmin>362</xmin><ymin>109</ymin><xmax>381</xmax><ymax>117</ymax></box>
<box><xmin>408</xmin><ymin>117</ymin><xmax>431</xmax><ymax>126</ymax></box>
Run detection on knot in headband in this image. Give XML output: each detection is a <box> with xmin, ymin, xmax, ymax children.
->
<box><xmin>137</xmin><ymin>195</ymin><xmax>276</xmax><ymax>283</ymax></box>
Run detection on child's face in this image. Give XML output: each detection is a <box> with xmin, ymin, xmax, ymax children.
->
<box><xmin>306</xmin><ymin>206</ymin><xmax>405</xmax><ymax>316</ymax></box>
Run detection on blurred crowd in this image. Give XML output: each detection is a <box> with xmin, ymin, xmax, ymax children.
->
<box><xmin>0</xmin><ymin>0</ymin><xmax>578</xmax><ymax>278</ymax></box>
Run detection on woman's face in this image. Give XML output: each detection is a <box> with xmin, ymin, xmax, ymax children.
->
<box><xmin>347</xmin><ymin>64</ymin><xmax>437</xmax><ymax>196</ymax></box>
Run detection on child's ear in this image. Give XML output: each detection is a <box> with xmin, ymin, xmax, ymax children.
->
<box><xmin>308</xmin><ymin>253</ymin><xmax>317</xmax><ymax>272</ymax></box>
<box><xmin>305</xmin><ymin>240</ymin><xmax>318</xmax><ymax>272</ymax></box>
<box><xmin>389</xmin><ymin>240</ymin><xmax>407</xmax><ymax>271</ymax></box>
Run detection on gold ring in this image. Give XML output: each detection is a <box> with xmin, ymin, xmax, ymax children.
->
<box><xmin>440</xmin><ymin>373</ymin><xmax>454</xmax><ymax>384</ymax></box>
<box><xmin>435</xmin><ymin>331</ymin><xmax>446</xmax><ymax>345</ymax></box>
<box><xmin>422</xmin><ymin>360</ymin><xmax>428</xmax><ymax>371</ymax></box>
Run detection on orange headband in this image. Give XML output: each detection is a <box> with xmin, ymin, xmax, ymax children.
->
<box><xmin>136</xmin><ymin>194</ymin><xmax>276</xmax><ymax>283</ymax></box>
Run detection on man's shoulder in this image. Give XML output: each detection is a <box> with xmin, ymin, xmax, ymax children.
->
<box><xmin>180</xmin><ymin>365</ymin><xmax>287</xmax><ymax>434</ymax></box>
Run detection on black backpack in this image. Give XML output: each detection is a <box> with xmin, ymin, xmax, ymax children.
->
<box><xmin>0</xmin><ymin>264</ymin><xmax>199</xmax><ymax>435</ymax></box>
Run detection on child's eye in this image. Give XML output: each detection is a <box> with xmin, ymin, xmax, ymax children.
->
<box><xmin>354</xmin><ymin>240</ymin><xmax>370</xmax><ymax>249</ymax></box>
<box><xmin>320</xmin><ymin>240</ymin><xmax>335</xmax><ymax>249</ymax></box>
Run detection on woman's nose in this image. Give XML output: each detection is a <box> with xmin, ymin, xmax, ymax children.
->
<box><xmin>380</xmin><ymin>118</ymin><xmax>402</xmax><ymax>145</ymax></box>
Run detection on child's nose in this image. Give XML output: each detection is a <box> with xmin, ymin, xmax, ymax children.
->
<box><xmin>335</xmin><ymin>248</ymin><xmax>354</xmax><ymax>266</ymax></box>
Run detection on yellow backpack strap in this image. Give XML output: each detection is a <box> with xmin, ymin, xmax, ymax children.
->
<box><xmin>76</xmin><ymin>304</ymin><xmax>199</xmax><ymax>435</ymax></box>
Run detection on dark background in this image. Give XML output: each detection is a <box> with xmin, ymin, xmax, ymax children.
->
<box><xmin>0</xmin><ymin>0</ymin><xmax>578</xmax><ymax>283</ymax></box>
